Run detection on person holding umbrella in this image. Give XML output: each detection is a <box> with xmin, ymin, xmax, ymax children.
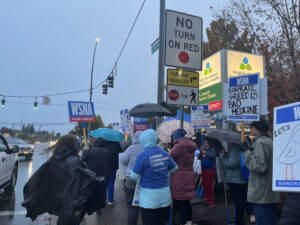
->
<box><xmin>82</xmin><ymin>128</ymin><xmax>124</xmax><ymax>205</ymax></box>
<box><xmin>220</xmin><ymin>141</ymin><xmax>247</xmax><ymax>225</ymax></box>
<box><xmin>169</xmin><ymin>129</ymin><xmax>197</xmax><ymax>225</ymax></box>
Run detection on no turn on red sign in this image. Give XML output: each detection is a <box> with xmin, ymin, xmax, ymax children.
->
<box><xmin>165</xmin><ymin>10</ymin><xmax>203</xmax><ymax>70</ymax></box>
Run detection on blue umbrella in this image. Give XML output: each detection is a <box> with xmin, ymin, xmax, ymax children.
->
<box><xmin>89</xmin><ymin>128</ymin><xmax>124</xmax><ymax>142</ymax></box>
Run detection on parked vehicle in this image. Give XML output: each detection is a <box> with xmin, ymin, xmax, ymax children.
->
<box><xmin>0</xmin><ymin>135</ymin><xmax>19</xmax><ymax>193</ymax></box>
<box><xmin>6</xmin><ymin>137</ymin><xmax>34</xmax><ymax>159</ymax></box>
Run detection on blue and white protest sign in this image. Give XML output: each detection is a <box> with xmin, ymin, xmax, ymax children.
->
<box><xmin>273</xmin><ymin>101</ymin><xmax>300</xmax><ymax>192</ymax></box>
<box><xmin>191</xmin><ymin>105</ymin><xmax>210</xmax><ymax>128</ymax></box>
<box><xmin>226</xmin><ymin>73</ymin><xmax>260</xmax><ymax>121</ymax></box>
<box><xmin>68</xmin><ymin>101</ymin><xmax>95</xmax><ymax>122</ymax></box>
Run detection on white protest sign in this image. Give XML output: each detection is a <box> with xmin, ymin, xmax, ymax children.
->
<box><xmin>191</xmin><ymin>105</ymin><xmax>210</xmax><ymax>128</ymax></box>
<box><xmin>132</xmin><ymin>181</ymin><xmax>140</xmax><ymax>206</ymax></box>
<box><xmin>118</xmin><ymin>153</ymin><xmax>126</xmax><ymax>181</ymax></box>
<box><xmin>165</xmin><ymin>10</ymin><xmax>203</xmax><ymax>70</ymax></box>
<box><xmin>273</xmin><ymin>101</ymin><xmax>300</xmax><ymax>192</ymax></box>
<box><xmin>225</xmin><ymin>73</ymin><xmax>260</xmax><ymax>121</ymax></box>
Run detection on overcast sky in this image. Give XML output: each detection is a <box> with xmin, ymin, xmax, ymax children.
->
<box><xmin>0</xmin><ymin>0</ymin><xmax>227</xmax><ymax>134</ymax></box>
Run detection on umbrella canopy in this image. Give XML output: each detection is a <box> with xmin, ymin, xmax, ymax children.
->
<box><xmin>129</xmin><ymin>103</ymin><xmax>173</xmax><ymax>117</ymax></box>
<box><xmin>89</xmin><ymin>128</ymin><xmax>124</xmax><ymax>142</ymax></box>
<box><xmin>203</xmin><ymin>129</ymin><xmax>241</xmax><ymax>144</ymax></box>
<box><xmin>156</xmin><ymin>119</ymin><xmax>195</xmax><ymax>144</ymax></box>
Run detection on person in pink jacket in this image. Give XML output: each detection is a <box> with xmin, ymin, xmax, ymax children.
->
<box><xmin>169</xmin><ymin>129</ymin><xmax>197</xmax><ymax>225</ymax></box>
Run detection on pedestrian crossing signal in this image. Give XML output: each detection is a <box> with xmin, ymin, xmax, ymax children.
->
<box><xmin>102</xmin><ymin>84</ymin><xmax>108</xmax><ymax>95</ymax></box>
<box><xmin>107</xmin><ymin>76</ymin><xmax>114</xmax><ymax>88</ymax></box>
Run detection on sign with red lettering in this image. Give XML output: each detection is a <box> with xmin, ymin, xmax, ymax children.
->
<box><xmin>165</xmin><ymin>10</ymin><xmax>203</xmax><ymax>70</ymax></box>
<box><xmin>209</xmin><ymin>100</ymin><xmax>222</xmax><ymax>111</ymax></box>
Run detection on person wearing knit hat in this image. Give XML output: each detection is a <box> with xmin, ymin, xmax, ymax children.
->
<box><xmin>171</xmin><ymin>128</ymin><xmax>187</xmax><ymax>142</ymax></box>
<box><xmin>169</xmin><ymin>129</ymin><xmax>197</xmax><ymax>225</ymax></box>
<box><xmin>244</xmin><ymin>119</ymin><xmax>280</xmax><ymax>225</ymax></box>
<box><xmin>250</xmin><ymin>119</ymin><xmax>270</xmax><ymax>134</ymax></box>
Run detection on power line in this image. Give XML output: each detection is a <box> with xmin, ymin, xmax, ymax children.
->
<box><xmin>1</xmin><ymin>0</ymin><xmax>146</xmax><ymax>99</ymax></box>
<box><xmin>3</xmin><ymin>100</ymin><xmax>120</xmax><ymax>111</ymax></box>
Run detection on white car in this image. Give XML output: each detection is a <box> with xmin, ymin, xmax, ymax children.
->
<box><xmin>6</xmin><ymin>137</ymin><xmax>34</xmax><ymax>159</ymax></box>
<box><xmin>0</xmin><ymin>135</ymin><xmax>19</xmax><ymax>193</ymax></box>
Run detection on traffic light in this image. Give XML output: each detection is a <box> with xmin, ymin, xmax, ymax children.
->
<box><xmin>1</xmin><ymin>98</ymin><xmax>5</xmax><ymax>107</ymax></box>
<box><xmin>107</xmin><ymin>76</ymin><xmax>114</xmax><ymax>88</ymax></box>
<box><xmin>102</xmin><ymin>84</ymin><xmax>108</xmax><ymax>95</ymax></box>
<box><xmin>34</xmin><ymin>101</ymin><xmax>38</xmax><ymax>109</ymax></box>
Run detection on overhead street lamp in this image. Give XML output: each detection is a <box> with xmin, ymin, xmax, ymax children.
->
<box><xmin>87</xmin><ymin>37</ymin><xmax>100</xmax><ymax>140</ymax></box>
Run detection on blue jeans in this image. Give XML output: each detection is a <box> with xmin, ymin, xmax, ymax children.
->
<box><xmin>253</xmin><ymin>203</ymin><xmax>278</xmax><ymax>225</ymax></box>
<box><xmin>107</xmin><ymin>171</ymin><xmax>116</xmax><ymax>202</ymax></box>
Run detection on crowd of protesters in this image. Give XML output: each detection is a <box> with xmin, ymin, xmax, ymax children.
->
<box><xmin>21</xmin><ymin>118</ymin><xmax>300</xmax><ymax>225</ymax></box>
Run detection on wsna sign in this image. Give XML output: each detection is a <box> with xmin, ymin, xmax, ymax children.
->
<box><xmin>68</xmin><ymin>101</ymin><xmax>96</xmax><ymax>122</ymax></box>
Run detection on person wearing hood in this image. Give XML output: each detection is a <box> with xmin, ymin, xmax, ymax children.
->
<box><xmin>130</xmin><ymin>129</ymin><xmax>178</xmax><ymax>225</ymax></box>
<box><xmin>120</xmin><ymin>130</ymin><xmax>143</xmax><ymax>225</ymax></box>
<box><xmin>82</xmin><ymin>136</ymin><xmax>112</xmax><ymax>179</ymax></box>
<box><xmin>243</xmin><ymin>119</ymin><xmax>280</xmax><ymax>225</ymax></box>
<box><xmin>22</xmin><ymin>135</ymin><xmax>105</xmax><ymax>225</ymax></box>
<box><xmin>169</xmin><ymin>129</ymin><xmax>197</xmax><ymax>225</ymax></box>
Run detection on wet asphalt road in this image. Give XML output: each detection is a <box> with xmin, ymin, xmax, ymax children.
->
<box><xmin>0</xmin><ymin>143</ymin><xmax>132</xmax><ymax>225</ymax></box>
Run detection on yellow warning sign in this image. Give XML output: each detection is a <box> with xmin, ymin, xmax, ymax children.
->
<box><xmin>167</xmin><ymin>69</ymin><xmax>199</xmax><ymax>88</ymax></box>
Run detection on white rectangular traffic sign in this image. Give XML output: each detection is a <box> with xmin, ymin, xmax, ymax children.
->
<box><xmin>165</xmin><ymin>10</ymin><xmax>203</xmax><ymax>70</ymax></box>
<box><xmin>167</xmin><ymin>85</ymin><xmax>199</xmax><ymax>106</ymax></box>
<box><xmin>273</xmin><ymin>101</ymin><xmax>300</xmax><ymax>192</ymax></box>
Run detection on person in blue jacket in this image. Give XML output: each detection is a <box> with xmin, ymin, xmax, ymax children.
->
<box><xmin>130</xmin><ymin>129</ymin><xmax>177</xmax><ymax>225</ymax></box>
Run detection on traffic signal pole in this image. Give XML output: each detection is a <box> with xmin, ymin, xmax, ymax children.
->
<box><xmin>157</xmin><ymin>0</ymin><xmax>166</xmax><ymax>127</ymax></box>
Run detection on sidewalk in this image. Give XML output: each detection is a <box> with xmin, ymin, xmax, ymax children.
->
<box><xmin>79</xmin><ymin>177</ymin><xmax>252</xmax><ymax>225</ymax></box>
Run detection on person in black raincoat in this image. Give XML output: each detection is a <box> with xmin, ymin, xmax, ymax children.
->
<box><xmin>82</xmin><ymin>136</ymin><xmax>112</xmax><ymax>179</ymax></box>
<box><xmin>22</xmin><ymin>135</ymin><xmax>106</xmax><ymax>225</ymax></box>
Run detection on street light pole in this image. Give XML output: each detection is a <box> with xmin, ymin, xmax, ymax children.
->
<box><xmin>87</xmin><ymin>38</ymin><xmax>100</xmax><ymax>141</ymax></box>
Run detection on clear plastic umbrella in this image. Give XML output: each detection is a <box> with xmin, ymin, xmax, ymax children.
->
<box><xmin>156</xmin><ymin>120</ymin><xmax>195</xmax><ymax>144</ymax></box>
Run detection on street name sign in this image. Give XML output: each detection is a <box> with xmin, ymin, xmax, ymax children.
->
<box><xmin>166</xmin><ymin>69</ymin><xmax>199</xmax><ymax>106</ymax></box>
<box><xmin>273</xmin><ymin>101</ymin><xmax>300</xmax><ymax>192</ymax></box>
<box><xmin>225</xmin><ymin>73</ymin><xmax>260</xmax><ymax>121</ymax></box>
<box><xmin>68</xmin><ymin>101</ymin><xmax>95</xmax><ymax>122</ymax></box>
<box><xmin>165</xmin><ymin>10</ymin><xmax>203</xmax><ymax>70</ymax></box>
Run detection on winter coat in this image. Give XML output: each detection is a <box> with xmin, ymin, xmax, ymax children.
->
<box><xmin>221</xmin><ymin>144</ymin><xmax>246</xmax><ymax>184</ymax></box>
<box><xmin>199</xmin><ymin>146</ymin><xmax>217</xmax><ymax>170</ymax></box>
<box><xmin>244</xmin><ymin>136</ymin><xmax>280</xmax><ymax>204</ymax></box>
<box><xmin>22</xmin><ymin>146</ymin><xmax>106</xmax><ymax>225</ymax></box>
<box><xmin>120</xmin><ymin>131</ymin><xmax>143</xmax><ymax>177</ymax></box>
<box><xmin>170</xmin><ymin>138</ymin><xmax>196</xmax><ymax>200</ymax></box>
<box><xmin>82</xmin><ymin>138</ymin><xmax>112</xmax><ymax>178</ymax></box>
<box><xmin>279</xmin><ymin>193</ymin><xmax>300</xmax><ymax>225</ymax></box>
<box><xmin>106</xmin><ymin>140</ymin><xmax>123</xmax><ymax>172</ymax></box>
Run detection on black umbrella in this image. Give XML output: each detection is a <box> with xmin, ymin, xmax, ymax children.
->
<box><xmin>129</xmin><ymin>103</ymin><xmax>173</xmax><ymax>117</ymax></box>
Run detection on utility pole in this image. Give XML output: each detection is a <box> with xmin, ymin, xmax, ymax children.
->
<box><xmin>157</xmin><ymin>0</ymin><xmax>166</xmax><ymax>127</ymax></box>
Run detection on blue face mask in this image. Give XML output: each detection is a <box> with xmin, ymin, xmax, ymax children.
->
<box><xmin>139</xmin><ymin>129</ymin><xmax>157</xmax><ymax>149</ymax></box>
